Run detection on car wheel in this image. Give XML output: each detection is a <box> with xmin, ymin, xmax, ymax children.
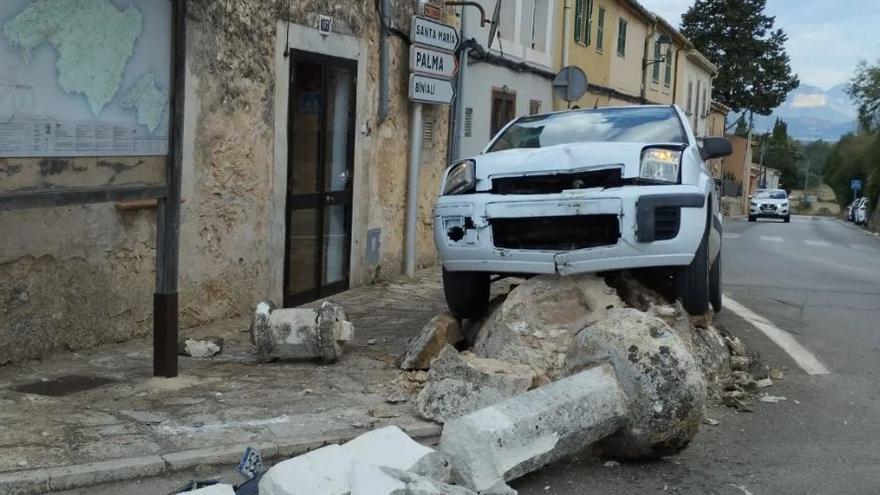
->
<box><xmin>442</xmin><ymin>268</ymin><xmax>490</xmax><ymax>319</ymax></box>
<box><xmin>784</xmin><ymin>215</ymin><xmax>790</xmax><ymax>223</ymax></box>
<box><xmin>709</xmin><ymin>252</ymin><xmax>722</xmax><ymax>313</ymax></box>
<box><xmin>676</xmin><ymin>224</ymin><xmax>711</xmax><ymax>316</ymax></box>
<box><xmin>748</xmin><ymin>215</ymin><xmax>756</xmax><ymax>222</ymax></box>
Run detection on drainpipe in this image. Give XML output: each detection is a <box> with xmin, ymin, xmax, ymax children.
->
<box><xmin>640</xmin><ymin>20</ymin><xmax>657</xmax><ymax>101</ymax></box>
<box><xmin>450</xmin><ymin>5</ymin><xmax>468</xmax><ymax>161</ymax></box>
<box><xmin>671</xmin><ymin>46</ymin><xmax>683</xmax><ymax>104</ymax></box>
<box><xmin>561</xmin><ymin>0</ymin><xmax>571</xmax><ymax>67</ymax></box>
<box><xmin>378</xmin><ymin>0</ymin><xmax>391</xmax><ymax>123</ymax></box>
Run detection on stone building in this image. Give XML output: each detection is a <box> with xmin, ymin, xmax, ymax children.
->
<box><xmin>0</xmin><ymin>0</ymin><xmax>451</xmax><ymax>363</ymax></box>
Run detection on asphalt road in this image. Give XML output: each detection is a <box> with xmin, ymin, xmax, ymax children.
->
<box><xmin>59</xmin><ymin>216</ymin><xmax>880</xmax><ymax>495</ymax></box>
<box><xmin>513</xmin><ymin>215</ymin><xmax>880</xmax><ymax>494</ymax></box>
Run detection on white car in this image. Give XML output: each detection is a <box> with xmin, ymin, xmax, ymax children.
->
<box><xmin>748</xmin><ymin>189</ymin><xmax>791</xmax><ymax>222</ymax></box>
<box><xmin>433</xmin><ymin>105</ymin><xmax>732</xmax><ymax>318</ymax></box>
<box><xmin>854</xmin><ymin>197</ymin><xmax>869</xmax><ymax>225</ymax></box>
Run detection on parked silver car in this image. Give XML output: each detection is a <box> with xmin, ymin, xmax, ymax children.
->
<box><xmin>433</xmin><ymin>105</ymin><xmax>732</xmax><ymax>318</ymax></box>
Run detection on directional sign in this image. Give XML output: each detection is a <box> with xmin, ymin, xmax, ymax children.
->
<box><xmin>409</xmin><ymin>74</ymin><xmax>455</xmax><ymax>105</ymax></box>
<box><xmin>410</xmin><ymin>45</ymin><xmax>458</xmax><ymax>79</ymax></box>
<box><xmin>411</xmin><ymin>16</ymin><xmax>460</xmax><ymax>53</ymax></box>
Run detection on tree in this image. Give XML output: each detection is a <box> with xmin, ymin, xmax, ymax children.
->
<box><xmin>848</xmin><ymin>60</ymin><xmax>880</xmax><ymax>132</ymax></box>
<box><xmin>759</xmin><ymin>119</ymin><xmax>799</xmax><ymax>189</ymax></box>
<box><xmin>681</xmin><ymin>0</ymin><xmax>799</xmax><ymax>117</ymax></box>
<box><xmin>733</xmin><ymin>114</ymin><xmax>749</xmax><ymax>137</ymax></box>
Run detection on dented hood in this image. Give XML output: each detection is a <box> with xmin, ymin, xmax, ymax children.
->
<box><xmin>472</xmin><ymin>142</ymin><xmax>675</xmax><ymax>191</ymax></box>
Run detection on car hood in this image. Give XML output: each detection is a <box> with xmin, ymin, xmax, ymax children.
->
<box><xmin>471</xmin><ymin>142</ymin><xmax>681</xmax><ymax>190</ymax></box>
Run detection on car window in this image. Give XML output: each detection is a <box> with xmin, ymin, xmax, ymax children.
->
<box><xmin>486</xmin><ymin>107</ymin><xmax>688</xmax><ymax>152</ymax></box>
<box><xmin>754</xmin><ymin>190</ymin><xmax>787</xmax><ymax>199</ymax></box>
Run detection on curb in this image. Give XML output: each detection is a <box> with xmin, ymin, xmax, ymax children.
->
<box><xmin>0</xmin><ymin>423</ymin><xmax>443</xmax><ymax>494</ymax></box>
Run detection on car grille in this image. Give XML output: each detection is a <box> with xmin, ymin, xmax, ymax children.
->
<box><xmin>490</xmin><ymin>215</ymin><xmax>620</xmax><ymax>250</ymax></box>
<box><xmin>760</xmin><ymin>203</ymin><xmax>777</xmax><ymax>210</ymax></box>
<box><xmin>491</xmin><ymin>169</ymin><xmax>623</xmax><ymax>195</ymax></box>
<box><xmin>654</xmin><ymin>206</ymin><xmax>681</xmax><ymax>240</ymax></box>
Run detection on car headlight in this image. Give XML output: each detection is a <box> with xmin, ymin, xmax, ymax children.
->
<box><xmin>640</xmin><ymin>148</ymin><xmax>681</xmax><ymax>183</ymax></box>
<box><xmin>443</xmin><ymin>160</ymin><xmax>476</xmax><ymax>195</ymax></box>
<box><xmin>781</xmin><ymin>202</ymin><xmax>789</xmax><ymax>208</ymax></box>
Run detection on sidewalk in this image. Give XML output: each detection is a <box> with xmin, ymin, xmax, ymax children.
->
<box><xmin>0</xmin><ymin>269</ymin><xmax>451</xmax><ymax>493</ymax></box>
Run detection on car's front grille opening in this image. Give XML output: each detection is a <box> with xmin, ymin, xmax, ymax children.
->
<box><xmin>491</xmin><ymin>215</ymin><xmax>620</xmax><ymax>250</ymax></box>
<box><xmin>654</xmin><ymin>206</ymin><xmax>681</xmax><ymax>241</ymax></box>
<box><xmin>491</xmin><ymin>168</ymin><xmax>623</xmax><ymax>195</ymax></box>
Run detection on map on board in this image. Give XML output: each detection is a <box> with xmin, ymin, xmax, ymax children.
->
<box><xmin>0</xmin><ymin>0</ymin><xmax>171</xmax><ymax>157</ymax></box>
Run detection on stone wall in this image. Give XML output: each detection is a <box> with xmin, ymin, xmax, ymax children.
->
<box><xmin>0</xmin><ymin>0</ymin><xmax>449</xmax><ymax>364</ymax></box>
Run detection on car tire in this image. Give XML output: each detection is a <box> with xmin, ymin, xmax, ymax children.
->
<box><xmin>676</xmin><ymin>223</ymin><xmax>711</xmax><ymax>316</ymax></box>
<box><xmin>784</xmin><ymin>215</ymin><xmax>790</xmax><ymax>223</ymax></box>
<box><xmin>442</xmin><ymin>268</ymin><xmax>490</xmax><ymax>319</ymax></box>
<box><xmin>748</xmin><ymin>215</ymin><xmax>756</xmax><ymax>222</ymax></box>
<box><xmin>709</xmin><ymin>252</ymin><xmax>722</xmax><ymax>313</ymax></box>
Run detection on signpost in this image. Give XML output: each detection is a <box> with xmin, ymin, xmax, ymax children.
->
<box><xmin>405</xmin><ymin>10</ymin><xmax>459</xmax><ymax>277</ymax></box>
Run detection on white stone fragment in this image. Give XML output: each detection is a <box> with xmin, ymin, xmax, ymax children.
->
<box><xmin>180</xmin><ymin>484</ymin><xmax>236</xmax><ymax>494</ymax></box>
<box><xmin>440</xmin><ymin>365</ymin><xmax>628</xmax><ymax>494</ymax></box>
<box><xmin>259</xmin><ymin>444</ymin><xmax>352</xmax><ymax>495</ymax></box>
<box><xmin>350</xmin><ymin>463</ymin><xmax>477</xmax><ymax>495</ymax></box>
<box><xmin>251</xmin><ymin>300</ymin><xmax>354</xmax><ymax>363</ymax></box>
<box><xmin>343</xmin><ymin>426</ymin><xmax>451</xmax><ymax>482</ymax></box>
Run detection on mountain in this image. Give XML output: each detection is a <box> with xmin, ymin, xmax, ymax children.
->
<box><xmin>752</xmin><ymin>84</ymin><xmax>857</xmax><ymax>141</ymax></box>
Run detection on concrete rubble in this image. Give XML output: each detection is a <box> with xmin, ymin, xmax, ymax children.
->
<box><xmin>399</xmin><ymin>314</ymin><xmax>462</xmax><ymax>370</ymax></box>
<box><xmin>473</xmin><ymin>274</ymin><xmax>622</xmax><ymax>378</ymax></box>
<box><xmin>415</xmin><ymin>346</ymin><xmax>538</xmax><ymax>423</ymax></box>
<box><xmin>250</xmin><ymin>300</ymin><xmax>354</xmax><ymax>363</ymax></box>
<box><xmin>177</xmin><ymin>336</ymin><xmax>224</xmax><ymax>358</ymax></box>
<box><xmin>349</xmin><ymin>462</ymin><xmax>477</xmax><ymax>495</ymax></box>
<box><xmin>259</xmin><ymin>425</ymin><xmax>452</xmax><ymax>495</ymax></box>
<box><xmin>440</xmin><ymin>365</ymin><xmax>629</xmax><ymax>494</ymax></box>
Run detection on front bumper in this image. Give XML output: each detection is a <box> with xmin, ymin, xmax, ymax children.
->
<box><xmin>749</xmin><ymin>205</ymin><xmax>789</xmax><ymax>217</ymax></box>
<box><xmin>433</xmin><ymin>185</ymin><xmax>708</xmax><ymax>276</ymax></box>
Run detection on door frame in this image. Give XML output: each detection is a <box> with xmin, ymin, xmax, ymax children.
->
<box><xmin>283</xmin><ymin>50</ymin><xmax>357</xmax><ymax>307</ymax></box>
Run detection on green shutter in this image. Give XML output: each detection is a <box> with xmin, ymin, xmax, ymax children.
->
<box><xmin>596</xmin><ymin>7</ymin><xmax>605</xmax><ymax>51</ymax></box>
<box><xmin>574</xmin><ymin>0</ymin><xmax>584</xmax><ymax>43</ymax></box>
<box><xmin>617</xmin><ymin>19</ymin><xmax>627</xmax><ymax>57</ymax></box>
<box><xmin>664</xmin><ymin>49</ymin><xmax>672</xmax><ymax>85</ymax></box>
<box><xmin>653</xmin><ymin>41</ymin><xmax>661</xmax><ymax>81</ymax></box>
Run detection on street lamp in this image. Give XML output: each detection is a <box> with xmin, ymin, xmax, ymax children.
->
<box><xmin>644</xmin><ymin>34</ymin><xmax>673</xmax><ymax>67</ymax></box>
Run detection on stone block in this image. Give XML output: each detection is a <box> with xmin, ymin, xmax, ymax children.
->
<box><xmin>251</xmin><ymin>300</ymin><xmax>354</xmax><ymax>363</ymax></box>
<box><xmin>349</xmin><ymin>462</ymin><xmax>477</xmax><ymax>495</ymax></box>
<box><xmin>439</xmin><ymin>365</ymin><xmax>628</xmax><ymax>493</ymax></box>
<box><xmin>399</xmin><ymin>315</ymin><xmax>461</xmax><ymax>370</ymax></box>
<box><xmin>180</xmin><ymin>484</ymin><xmax>236</xmax><ymax>494</ymax></box>
<box><xmin>416</xmin><ymin>346</ymin><xmax>536</xmax><ymax>423</ymax></box>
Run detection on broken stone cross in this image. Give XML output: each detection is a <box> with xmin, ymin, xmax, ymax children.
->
<box><xmin>250</xmin><ymin>301</ymin><xmax>354</xmax><ymax>363</ymax></box>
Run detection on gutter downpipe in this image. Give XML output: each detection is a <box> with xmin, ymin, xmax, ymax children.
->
<box><xmin>562</xmin><ymin>0</ymin><xmax>571</xmax><ymax>67</ymax></box>
<box><xmin>378</xmin><ymin>0</ymin><xmax>391</xmax><ymax>123</ymax></box>
<box><xmin>671</xmin><ymin>46</ymin><xmax>683</xmax><ymax>103</ymax></box>
<box><xmin>640</xmin><ymin>19</ymin><xmax>657</xmax><ymax>102</ymax></box>
<box><xmin>451</xmin><ymin>5</ymin><xmax>468</xmax><ymax>161</ymax></box>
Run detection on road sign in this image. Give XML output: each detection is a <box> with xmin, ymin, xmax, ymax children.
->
<box><xmin>411</xmin><ymin>16</ymin><xmax>460</xmax><ymax>53</ymax></box>
<box><xmin>410</xmin><ymin>45</ymin><xmax>458</xmax><ymax>79</ymax></box>
<box><xmin>553</xmin><ymin>66</ymin><xmax>588</xmax><ymax>103</ymax></box>
<box><xmin>422</xmin><ymin>3</ymin><xmax>443</xmax><ymax>20</ymax></box>
<box><xmin>409</xmin><ymin>74</ymin><xmax>455</xmax><ymax>105</ymax></box>
<box><xmin>851</xmin><ymin>178</ymin><xmax>863</xmax><ymax>192</ymax></box>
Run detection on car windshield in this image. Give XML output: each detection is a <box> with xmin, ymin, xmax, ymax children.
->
<box><xmin>486</xmin><ymin>106</ymin><xmax>687</xmax><ymax>152</ymax></box>
<box><xmin>755</xmin><ymin>190</ymin><xmax>787</xmax><ymax>199</ymax></box>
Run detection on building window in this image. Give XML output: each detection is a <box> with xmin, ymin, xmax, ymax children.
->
<box><xmin>617</xmin><ymin>18</ymin><xmax>627</xmax><ymax>57</ymax></box>
<box><xmin>522</xmin><ymin>0</ymin><xmax>550</xmax><ymax>52</ymax></box>
<box><xmin>596</xmin><ymin>6</ymin><xmax>605</xmax><ymax>52</ymax></box>
<box><xmin>664</xmin><ymin>48</ymin><xmax>672</xmax><ymax>86</ymax></box>
<box><xmin>702</xmin><ymin>88</ymin><xmax>708</xmax><ymax>115</ymax></box>
<box><xmin>574</xmin><ymin>0</ymin><xmax>593</xmax><ymax>45</ymax></box>
<box><xmin>652</xmin><ymin>39</ymin><xmax>661</xmax><ymax>82</ymax></box>
<box><xmin>491</xmin><ymin>89</ymin><xmax>516</xmax><ymax>136</ymax></box>
<box><xmin>464</xmin><ymin>108</ymin><xmax>473</xmax><ymax>137</ymax></box>
<box><xmin>529</xmin><ymin>99</ymin><xmax>542</xmax><ymax>115</ymax></box>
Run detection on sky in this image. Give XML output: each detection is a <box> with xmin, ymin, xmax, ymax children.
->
<box><xmin>640</xmin><ymin>0</ymin><xmax>880</xmax><ymax>90</ymax></box>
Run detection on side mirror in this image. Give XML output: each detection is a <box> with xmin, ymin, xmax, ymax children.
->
<box><xmin>700</xmin><ymin>137</ymin><xmax>733</xmax><ymax>160</ymax></box>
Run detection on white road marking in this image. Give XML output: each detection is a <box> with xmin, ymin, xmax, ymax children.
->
<box><xmin>760</xmin><ymin>236</ymin><xmax>784</xmax><ymax>243</ymax></box>
<box><xmin>849</xmin><ymin>243</ymin><xmax>876</xmax><ymax>251</ymax></box>
<box><xmin>804</xmin><ymin>240</ymin><xmax>830</xmax><ymax>247</ymax></box>
<box><xmin>723</xmin><ymin>233</ymin><xmax>741</xmax><ymax>239</ymax></box>
<box><xmin>725</xmin><ymin>297</ymin><xmax>830</xmax><ymax>375</ymax></box>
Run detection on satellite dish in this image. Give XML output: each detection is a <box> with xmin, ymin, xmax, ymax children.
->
<box><xmin>487</xmin><ymin>0</ymin><xmax>502</xmax><ymax>49</ymax></box>
<box><xmin>552</xmin><ymin>66</ymin><xmax>588</xmax><ymax>103</ymax></box>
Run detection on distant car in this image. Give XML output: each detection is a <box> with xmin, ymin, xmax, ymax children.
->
<box><xmin>433</xmin><ymin>105</ymin><xmax>732</xmax><ymax>318</ymax></box>
<box><xmin>749</xmin><ymin>189</ymin><xmax>790</xmax><ymax>223</ymax></box>
<box><xmin>854</xmin><ymin>197</ymin><xmax>869</xmax><ymax>225</ymax></box>
<box><xmin>846</xmin><ymin>199</ymin><xmax>860</xmax><ymax>222</ymax></box>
